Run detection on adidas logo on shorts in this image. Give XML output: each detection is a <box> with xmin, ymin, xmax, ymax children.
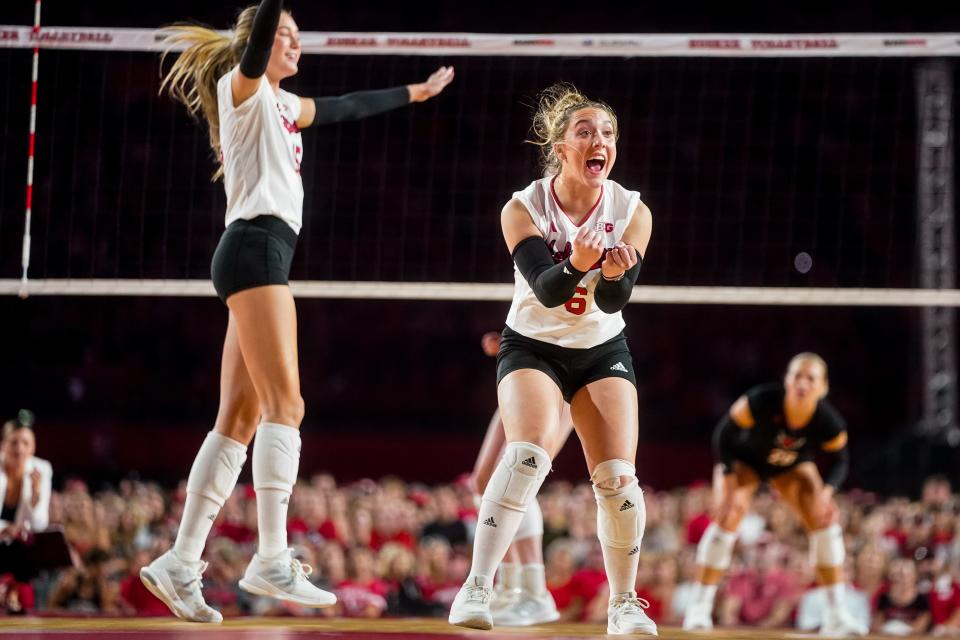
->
<box><xmin>620</xmin><ymin>500</ymin><xmax>635</xmax><ymax>511</ymax></box>
<box><xmin>610</xmin><ymin>362</ymin><xmax>629</xmax><ymax>373</ymax></box>
<box><xmin>521</xmin><ymin>456</ymin><xmax>538</xmax><ymax>469</ymax></box>
<box><xmin>483</xmin><ymin>517</ymin><xmax>497</xmax><ymax>527</ymax></box>
<box><xmin>628</xmin><ymin>546</ymin><xmax>640</xmax><ymax>556</ymax></box>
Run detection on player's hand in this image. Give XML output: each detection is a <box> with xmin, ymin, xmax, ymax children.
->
<box><xmin>570</xmin><ymin>225</ymin><xmax>604</xmax><ymax>272</ymax></box>
<box><xmin>601</xmin><ymin>242</ymin><xmax>637</xmax><ymax>280</ymax></box>
<box><xmin>814</xmin><ymin>487</ymin><xmax>838</xmax><ymax>527</ymax></box>
<box><xmin>408</xmin><ymin>66</ymin><xmax>455</xmax><ymax>102</ymax></box>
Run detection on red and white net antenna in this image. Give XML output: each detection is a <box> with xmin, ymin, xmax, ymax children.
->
<box><xmin>19</xmin><ymin>0</ymin><xmax>41</xmax><ymax>299</ymax></box>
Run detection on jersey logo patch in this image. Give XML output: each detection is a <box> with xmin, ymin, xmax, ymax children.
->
<box><xmin>775</xmin><ymin>432</ymin><xmax>806</xmax><ymax>450</ymax></box>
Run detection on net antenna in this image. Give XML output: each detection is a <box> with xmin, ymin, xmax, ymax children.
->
<box><xmin>18</xmin><ymin>0</ymin><xmax>41</xmax><ymax>298</ymax></box>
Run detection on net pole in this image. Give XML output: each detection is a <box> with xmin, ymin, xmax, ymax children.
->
<box><xmin>916</xmin><ymin>60</ymin><xmax>957</xmax><ymax>440</ymax></box>
<box><xmin>18</xmin><ymin>0</ymin><xmax>41</xmax><ymax>299</ymax></box>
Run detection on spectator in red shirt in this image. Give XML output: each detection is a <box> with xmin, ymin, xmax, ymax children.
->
<box><xmin>335</xmin><ymin>547</ymin><xmax>389</xmax><ymax>618</ymax></box>
<box><xmin>718</xmin><ymin>540</ymin><xmax>801</xmax><ymax>628</ymax></box>
<box><xmin>119</xmin><ymin>550</ymin><xmax>171</xmax><ymax>616</ymax></box>
<box><xmin>288</xmin><ymin>490</ymin><xmax>340</xmax><ymax>543</ymax></box>
<box><xmin>415</xmin><ymin>536</ymin><xmax>460</xmax><ymax>606</ymax></box>
<box><xmin>370</xmin><ymin>503</ymin><xmax>416</xmax><ymax>551</ymax></box>
<box><xmin>211</xmin><ymin>489</ymin><xmax>255</xmax><ymax>545</ymax></box>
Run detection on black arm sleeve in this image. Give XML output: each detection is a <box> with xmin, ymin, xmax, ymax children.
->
<box><xmin>712</xmin><ymin>414</ymin><xmax>740</xmax><ymax>474</ymax></box>
<box><xmin>593</xmin><ymin>252</ymin><xmax>642</xmax><ymax>313</ymax></box>
<box><xmin>512</xmin><ymin>236</ymin><xmax>586</xmax><ymax>308</ymax></box>
<box><xmin>312</xmin><ymin>87</ymin><xmax>411</xmax><ymax>125</ymax></box>
<box><xmin>821</xmin><ymin>445</ymin><xmax>850</xmax><ymax>489</ymax></box>
<box><xmin>239</xmin><ymin>0</ymin><xmax>284</xmax><ymax>79</ymax></box>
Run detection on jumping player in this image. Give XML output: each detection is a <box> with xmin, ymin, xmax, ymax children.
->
<box><xmin>139</xmin><ymin>0</ymin><xmax>452</xmax><ymax>623</ymax></box>
<box><xmin>682</xmin><ymin>353</ymin><xmax>867</xmax><ymax>637</ymax></box>
<box><xmin>448</xmin><ymin>84</ymin><xmax>656</xmax><ymax>635</ymax></box>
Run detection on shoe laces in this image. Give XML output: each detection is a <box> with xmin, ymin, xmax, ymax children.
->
<box><xmin>182</xmin><ymin>560</ymin><xmax>208</xmax><ymax>594</ymax></box>
<box><xmin>289</xmin><ymin>556</ymin><xmax>314</xmax><ymax>583</ymax></box>
<box><xmin>612</xmin><ymin>593</ymin><xmax>651</xmax><ymax>615</ymax></box>
<box><xmin>465</xmin><ymin>584</ymin><xmax>492</xmax><ymax>604</ymax></box>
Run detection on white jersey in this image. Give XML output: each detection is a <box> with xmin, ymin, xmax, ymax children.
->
<box><xmin>217</xmin><ymin>68</ymin><xmax>304</xmax><ymax>233</ymax></box>
<box><xmin>505</xmin><ymin>177</ymin><xmax>641</xmax><ymax>349</ymax></box>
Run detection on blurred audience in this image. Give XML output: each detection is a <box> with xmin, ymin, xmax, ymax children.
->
<box><xmin>3</xmin><ymin>469</ymin><xmax>960</xmax><ymax>636</ymax></box>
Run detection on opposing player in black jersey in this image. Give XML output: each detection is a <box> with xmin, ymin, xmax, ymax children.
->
<box><xmin>683</xmin><ymin>353</ymin><xmax>867</xmax><ymax>636</ymax></box>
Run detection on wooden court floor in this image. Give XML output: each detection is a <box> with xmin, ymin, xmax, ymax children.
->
<box><xmin>0</xmin><ymin>617</ymin><xmax>931</xmax><ymax>640</ymax></box>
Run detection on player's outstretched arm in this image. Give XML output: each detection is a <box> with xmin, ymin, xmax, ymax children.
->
<box><xmin>297</xmin><ymin>66</ymin><xmax>455</xmax><ymax>129</ymax></box>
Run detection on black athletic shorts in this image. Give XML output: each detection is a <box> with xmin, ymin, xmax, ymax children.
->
<box><xmin>210</xmin><ymin>215</ymin><xmax>298</xmax><ymax>303</ymax></box>
<box><xmin>730</xmin><ymin>453</ymin><xmax>815</xmax><ymax>483</ymax></box>
<box><xmin>496</xmin><ymin>326</ymin><xmax>637</xmax><ymax>403</ymax></box>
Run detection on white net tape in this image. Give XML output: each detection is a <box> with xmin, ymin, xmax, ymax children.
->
<box><xmin>2</xmin><ymin>279</ymin><xmax>960</xmax><ymax>306</ymax></box>
<box><xmin>1</xmin><ymin>26</ymin><xmax>959</xmax><ymax>57</ymax></box>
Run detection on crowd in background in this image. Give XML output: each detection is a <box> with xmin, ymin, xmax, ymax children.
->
<box><xmin>2</xmin><ymin>471</ymin><xmax>960</xmax><ymax>635</ymax></box>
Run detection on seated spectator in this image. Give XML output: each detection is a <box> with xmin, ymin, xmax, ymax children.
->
<box><xmin>211</xmin><ymin>488</ymin><xmax>255</xmax><ymax>545</ymax></box>
<box><xmin>718</xmin><ymin>539</ymin><xmax>801</xmax><ymax>628</ymax></box>
<box><xmin>371</xmin><ymin>503</ymin><xmax>416</xmax><ymax>551</ymax></box>
<box><xmin>0</xmin><ymin>410</ymin><xmax>54</xmax><ymax>612</ymax></box>
<box><xmin>420</xmin><ymin>487</ymin><xmax>468</xmax><ymax>547</ymax></box>
<box><xmin>928</xmin><ymin>560</ymin><xmax>960</xmax><ymax>636</ymax></box>
<box><xmin>380</xmin><ymin>542</ymin><xmax>446</xmax><ymax>616</ymax></box>
<box><xmin>874</xmin><ymin>558</ymin><xmax>931</xmax><ymax>636</ymax></box>
<box><xmin>415</xmin><ymin>536</ymin><xmax>460</xmax><ymax>607</ymax></box>
<box><xmin>855</xmin><ymin>542</ymin><xmax>890</xmax><ymax>604</ymax></box>
<box><xmin>119</xmin><ymin>549</ymin><xmax>171</xmax><ymax>616</ymax></box>
<box><xmin>0</xmin><ymin>410</ymin><xmax>51</xmax><ymax>537</ymax></box>
<box><xmin>335</xmin><ymin>546</ymin><xmax>389</xmax><ymax>618</ymax></box>
<box><xmin>48</xmin><ymin>548</ymin><xmax>121</xmax><ymax>614</ymax></box>
<box><xmin>288</xmin><ymin>489</ymin><xmax>340</xmax><ymax>544</ymax></box>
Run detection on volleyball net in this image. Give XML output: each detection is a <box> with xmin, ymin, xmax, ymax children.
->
<box><xmin>0</xmin><ymin>27</ymin><xmax>957</xmax><ymax>304</ymax></box>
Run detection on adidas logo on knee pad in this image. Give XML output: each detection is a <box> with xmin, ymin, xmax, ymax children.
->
<box><xmin>521</xmin><ymin>457</ymin><xmax>538</xmax><ymax>469</ymax></box>
<box><xmin>620</xmin><ymin>500</ymin><xmax>635</xmax><ymax>511</ymax></box>
<box><xmin>483</xmin><ymin>517</ymin><xmax>498</xmax><ymax>527</ymax></box>
<box><xmin>628</xmin><ymin>546</ymin><xmax>640</xmax><ymax>556</ymax></box>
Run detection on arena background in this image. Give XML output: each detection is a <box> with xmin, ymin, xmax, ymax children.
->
<box><xmin>1</xmin><ymin>0</ymin><xmax>958</xmax><ymax>496</ymax></box>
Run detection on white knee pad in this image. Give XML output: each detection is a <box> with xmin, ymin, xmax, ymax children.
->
<box><xmin>252</xmin><ymin>422</ymin><xmax>301</xmax><ymax>493</ymax></box>
<box><xmin>695</xmin><ymin>522</ymin><xmax>738</xmax><ymax>570</ymax></box>
<box><xmin>810</xmin><ymin>523</ymin><xmax>845</xmax><ymax>567</ymax></box>
<box><xmin>592</xmin><ymin>459</ymin><xmax>646</xmax><ymax>551</ymax></box>
<box><xmin>514</xmin><ymin>495</ymin><xmax>544</xmax><ymax>541</ymax></box>
<box><xmin>482</xmin><ymin>441</ymin><xmax>551</xmax><ymax>512</ymax></box>
<box><xmin>186</xmin><ymin>431</ymin><xmax>248</xmax><ymax>508</ymax></box>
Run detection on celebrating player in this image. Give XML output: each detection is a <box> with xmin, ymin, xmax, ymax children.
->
<box><xmin>139</xmin><ymin>0</ymin><xmax>452</xmax><ymax>623</ymax></box>
<box><xmin>448</xmin><ymin>84</ymin><xmax>656</xmax><ymax>635</ymax></box>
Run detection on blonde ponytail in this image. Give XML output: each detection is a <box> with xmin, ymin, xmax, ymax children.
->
<box><xmin>159</xmin><ymin>6</ymin><xmax>258</xmax><ymax>180</ymax></box>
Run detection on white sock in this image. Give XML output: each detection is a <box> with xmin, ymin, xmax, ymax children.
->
<box><xmin>253</xmin><ymin>422</ymin><xmax>301</xmax><ymax>558</ymax></box>
<box><xmin>174</xmin><ymin>495</ymin><xmax>220</xmax><ymax>562</ymax></box>
<box><xmin>468</xmin><ymin>501</ymin><xmax>526</xmax><ymax>584</ymax></box>
<box><xmin>701</xmin><ymin>583</ymin><xmax>718</xmax><ymax>608</ymax></box>
<box><xmin>826</xmin><ymin>581</ymin><xmax>846</xmax><ymax>608</ymax></box>
<box><xmin>521</xmin><ymin>563</ymin><xmax>547</xmax><ymax>596</ymax></box>
<box><xmin>498</xmin><ymin>562</ymin><xmax>521</xmax><ymax>591</ymax></box>
<box><xmin>173</xmin><ymin>431</ymin><xmax>247</xmax><ymax>563</ymax></box>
